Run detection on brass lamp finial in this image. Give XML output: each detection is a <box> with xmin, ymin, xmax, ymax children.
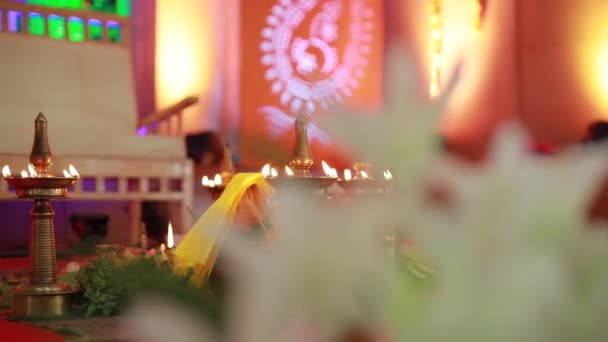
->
<box><xmin>288</xmin><ymin>111</ymin><xmax>314</xmax><ymax>177</ymax></box>
<box><xmin>30</xmin><ymin>113</ymin><xmax>53</xmax><ymax>177</ymax></box>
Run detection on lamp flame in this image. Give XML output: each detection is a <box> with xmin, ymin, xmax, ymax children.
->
<box><xmin>63</xmin><ymin>169</ymin><xmax>72</xmax><ymax>178</ymax></box>
<box><xmin>262</xmin><ymin>163</ymin><xmax>271</xmax><ymax>178</ymax></box>
<box><xmin>2</xmin><ymin>165</ymin><xmax>11</xmax><ymax>178</ymax></box>
<box><xmin>68</xmin><ymin>164</ymin><xmax>80</xmax><ymax>178</ymax></box>
<box><xmin>167</xmin><ymin>222</ymin><xmax>174</xmax><ymax>248</ymax></box>
<box><xmin>321</xmin><ymin>161</ymin><xmax>338</xmax><ymax>178</ymax></box>
<box><xmin>383</xmin><ymin>170</ymin><xmax>393</xmax><ymax>180</ymax></box>
<box><xmin>285</xmin><ymin>166</ymin><xmax>294</xmax><ymax>176</ymax></box>
<box><xmin>270</xmin><ymin>168</ymin><xmax>278</xmax><ymax>178</ymax></box>
<box><xmin>343</xmin><ymin>169</ymin><xmax>352</xmax><ymax>181</ymax></box>
<box><xmin>202</xmin><ymin>175</ymin><xmax>209</xmax><ymax>186</ymax></box>
<box><xmin>360</xmin><ymin>171</ymin><xmax>370</xmax><ymax>179</ymax></box>
<box><xmin>208</xmin><ymin>180</ymin><xmax>216</xmax><ymax>188</ymax></box>
<box><xmin>321</xmin><ymin>160</ymin><xmax>332</xmax><ymax>176</ymax></box>
<box><xmin>27</xmin><ymin>164</ymin><xmax>37</xmax><ymax>177</ymax></box>
<box><xmin>214</xmin><ymin>174</ymin><xmax>222</xmax><ymax>186</ymax></box>
<box><xmin>21</xmin><ymin>170</ymin><xmax>28</xmax><ymax>178</ymax></box>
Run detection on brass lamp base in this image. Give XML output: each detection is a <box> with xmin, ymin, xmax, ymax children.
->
<box><xmin>12</xmin><ymin>283</ymin><xmax>77</xmax><ymax>319</ymax></box>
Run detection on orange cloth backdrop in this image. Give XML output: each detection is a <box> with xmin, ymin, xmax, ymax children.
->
<box><xmin>238</xmin><ymin>0</ymin><xmax>384</xmax><ymax>170</ymax></box>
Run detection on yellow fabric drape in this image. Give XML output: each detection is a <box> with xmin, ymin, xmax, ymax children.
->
<box><xmin>175</xmin><ymin>173</ymin><xmax>271</xmax><ymax>274</ymax></box>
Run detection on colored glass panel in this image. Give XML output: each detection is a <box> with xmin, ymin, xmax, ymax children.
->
<box><xmin>24</xmin><ymin>0</ymin><xmax>129</xmax><ymax>16</ymax></box>
<box><xmin>48</xmin><ymin>15</ymin><xmax>65</xmax><ymax>39</ymax></box>
<box><xmin>88</xmin><ymin>19</ymin><xmax>102</xmax><ymax>40</ymax></box>
<box><xmin>68</xmin><ymin>16</ymin><xmax>84</xmax><ymax>41</ymax></box>
<box><xmin>28</xmin><ymin>12</ymin><xmax>45</xmax><ymax>36</ymax></box>
<box><xmin>8</xmin><ymin>11</ymin><xmax>23</xmax><ymax>32</ymax></box>
<box><xmin>116</xmin><ymin>0</ymin><xmax>130</xmax><ymax>17</ymax></box>
<box><xmin>107</xmin><ymin>21</ymin><xmax>120</xmax><ymax>42</ymax></box>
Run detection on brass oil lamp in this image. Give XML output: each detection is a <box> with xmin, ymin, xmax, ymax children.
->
<box><xmin>263</xmin><ymin>112</ymin><xmax>336</xmax><ymax>192</ymax></box>
<box><xmin>2</xmin><ymin>113</ymin><xmax>79</xmax><ymax>318</ymax></box>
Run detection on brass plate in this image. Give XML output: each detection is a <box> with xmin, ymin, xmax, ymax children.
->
<box><xmin>267</xmin><ymin>177</ymin><xmax>336</xmax><ymax>190</ymax></box>
<box><xmin>337</xmin><ymin>179</ymin><xmax>390</xmax><ymax>191</ymax></box>
<box><xmin>5</xmin><ymin>177</ymin><xmax>76</xmax><ymax>189</ymax></box>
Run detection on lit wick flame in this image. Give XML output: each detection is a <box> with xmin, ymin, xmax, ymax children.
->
<box><xmin>63</xmin><ymin>169</ymin><xmax>72</xmax><ymax>178</ymax></box>
<box><xmin>167</xmin><ymin>222</ymin><xmax>174</xmax><ymax>248</ymax></box>
<box><xmin>202</xmin><ymin>175</ymin><xmax>219</xmax><ymax>188</ymax></box>
<box><xmin>343</xmin><ymin>169</ymin><xmax>352</xmax><ymax>181</ymax></box>
<box><xmin>321</xmin><ymin>161</ymin><xmax>338</xmax><ymax>178</ymax></box>
<box><xmin>2</xmin><ymin>165</ymin><xmax>11</xmax><ymax>178</ymax></box>
<box><xmin>213</xmin><ymin>174</ymin><xmax>222</xmax><ymax>186</ymax></box>
<box><xmin>383</xmin><ymin>170</ymin><xmax>393</xmax><ymax>180</ymax></box>
<box><xmin>20</xmin><ymin>170</ymin><xmax>28</xmax><ymax>178</ymax></box>
<box><xmin>285</xmin><ymin>165</ymin><xmax>294</xmax><ymax>177</ymax></box>
<box><xmin>360</xmin><ymin>171</ymin><xmax>370</xmax><ymax>179</ymax></box>
<box><xmin>262</xmin><ymin>163</ymin><xmax>271</xmax><ymax>178</ymax></box>
<box><xmin>262</xmin><ymin>163</ymin><xmax>278</xmax><ymax>178</ymax></box>
<box><xmin>68</xmin><ymin>164</ymin><xmax>80</xmax><ymax>178</ymax></box>
<box><xmin>27</xmin><ymin>164</ymin><xmax>38</xmax><ymax>177</ymax></box>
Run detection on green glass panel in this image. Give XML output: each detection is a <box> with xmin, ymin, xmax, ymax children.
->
<box><xmin>116</xmin><ymin>0</ymin><xmax>130</xmax><ymax>17</ymax></box>
<box><xmin>28</xmin><ymin>13</ymin><xmax>45</xmax><ymax>36</ymax></box>
<box><xmin>107</xmin><ymin>24</ymin><xmax>121</xmax><ymax>43</ymax></box>
<box><xmin>27</xmin><ymin>0</ymin><xmax>127</xmax><ymax>16</ymax></box>
<box><xmin>48</xmin><ymin>15</ymin><xmax>65</xmax><ymax>39</ymax></box>
<box><xmin>88</xmin><ymin>20</ymin><xmax>103</xmax><ymax>40</ymax></box>
<box><xmin>67</xmin><ymin>0</ymin><xmax>83</xmax><ymax>9</ymax></box>
<box><xmin>26</xmin><ymin>0</ymin><xmax>44</xmax><ymax>6</ymax></box>
<box><xmin>26</xmin><ymin>0</ymin><xmax>82</xmax><ymax>9</ymax></box>
<box><xmin>68</xmin><ymin>17</ymin><xmax>84</xmax><ymax>42</ymax></box>
<box><xmin>91</xmin><ymin>0</ymin><xmax>106</xmax><ymax>11</ymax></box>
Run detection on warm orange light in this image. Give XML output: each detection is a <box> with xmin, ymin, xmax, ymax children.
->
<box><xmin>63</xmin><ymin>169</ymin><xmax>72</xmax><ymax>178</ymax></box>
<box><xmin>202</xmin><ymin>175</ymin><xmax>209</xmax><ymax>186</ymax></box>
<box><xmin>383</xmin><ymin>170</ymin><xmax>393</xmax><ymax>180</ymax></box>
<box><xmin>429</xmin><ymin>0</ymin><xmax>443</xmax><ymax>98</ymax></box>
<box><xmin>20</xmin><ymin>170</ymin><xmax>28</xmax><ymax>178</ymax></box>
<box><xmin>471</xmin><ymin>0</ymin><xmax>482</xmax><ymax>32</ymax></box>
<box><xmin>427</xmin><ymin>0</ymin><xmax>482</xmax><ymax>100</ymax></box>
<box><xmin>155</xmin><ymin>0</ymin><xmax>215</xmax><ymax>131</ymax></box>
<box><xmin>285</xmin><ymin>166</ymin><xmax>294</xmax><ymax>176</ymax></box>
<box><xmin>360</xmin><ymin>171</ymin><xmax>370</xmax><ymax>179</ymax></box>
<box><xmin>213</xmin><ymin>173</ymin><xmax>222</xmax><ymax>186</ymax></box>
<box><xmin>571</xmin><ymin>2</ymin><xmax>608</xmax><ymax>119</ymax></box>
